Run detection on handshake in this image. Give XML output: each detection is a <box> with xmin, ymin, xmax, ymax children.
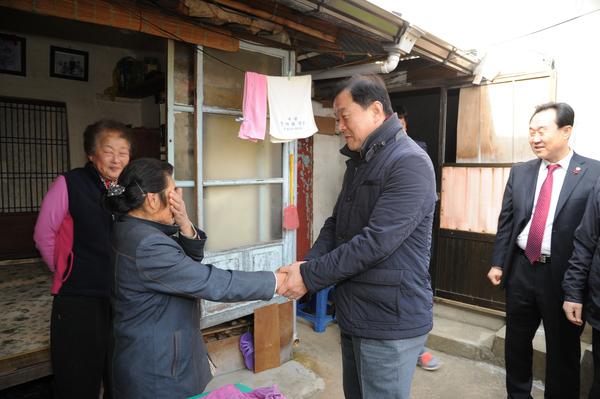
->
<box><xmin>275</xmin><ymin>261</ymin><xmax>308</xmax><ymax>300</ymax></box>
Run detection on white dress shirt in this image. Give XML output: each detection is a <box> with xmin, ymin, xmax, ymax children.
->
<box><xmin>516</xmin><ymin>150</ymin><xmax>573</xmax><ymax>256</ymax></box>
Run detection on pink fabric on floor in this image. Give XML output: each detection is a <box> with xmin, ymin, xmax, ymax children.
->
<box><xmin>239</xmin><ymin>72</ymin><xmax>268</xmax><ymax>141</ymax></box>
<box><xmin>205</xmin><ymin>384</ymin><xmax>286</xmax><ymax>399</ymax></box>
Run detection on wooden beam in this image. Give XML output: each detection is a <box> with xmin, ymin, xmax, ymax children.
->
<box><xmin>0</xmin><ymin>348</ymin><xmax>51</xmax><ymax>390</ymax></box>
<box><xmin>229</xmin><ymin>27</ymin><xmax>294</xmax><ymax>50</ymax></box>
<box><xmin>315</xmin><ymin>116</ymin><xmax>336</xmax><ymax>135</ymax></box>
<box><xmin>184</xmin><ymin>0</ymin><xmax>283</xmax><ymax>34</ymax></box>
<box><xmin>236</xmin><ymin>0</ymin><xmax>337</xmax><ymax>36</ymax></box>
<box><xmin>0</xmin><ymin>0</ymin><xmax>239</xmax><ymax>51</ymax></box>
<box><xmin>212</xmin><ymin>0</ymin><xmax>337</xmax><ymax>43</ymax></box>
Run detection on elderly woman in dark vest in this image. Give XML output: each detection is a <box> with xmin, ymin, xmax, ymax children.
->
<box><xmin>34</xmin><ymin>119</ymin><xmax>132</xmax><ymax>398</ymax></box>
<box><xmin>104</xmin><ymin>158</ymin><xmax>282</xmax><ymax>398</ymax></box>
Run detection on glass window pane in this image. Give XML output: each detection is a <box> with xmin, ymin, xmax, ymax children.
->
<box><xmin>203</xmin><ymin>184</ymin><xmax>282</xmax><ymax>252</ymax></box>
<box><xmin>513</xmin><ymin>78</ymin><xmax>552</xmax><ymax>162</ymax></box>
<box><xmin>456</xmin><ymin>86</ymin><xmax>480</xmax><ymax>163</ymax></box>
<box><xmin>174</xmin><ymin>112</ymin><xmax>195</xmax><ymax>180</ymax></box>
<box><xmin>181</xmin><ymin>187</ymin><xmax>198</xmax><ymax>226</ymax></box>
<box><xmin>203</xmin><ymin>48</ymin><xmax>282</xmax><ymax>109</ymax></box>
<box><xmin>480</xmin><ymin>83</ymin><xmax>514</xmax><ymax>163</ymax></box>
<box><xmin>203</xmin><ymin>113</ymin><xmax>282</xmax><ymax>180</ymax></box>
<box><xmin>174</xmin><ymin>42</ymin><xmax>195</xmax><ymax>105</ymax></box>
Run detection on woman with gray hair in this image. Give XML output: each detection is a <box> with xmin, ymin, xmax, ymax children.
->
<box><xmin>34</xmin><ymin>119</ymin><xmax>132</xmax><ymax>398</ymax></box>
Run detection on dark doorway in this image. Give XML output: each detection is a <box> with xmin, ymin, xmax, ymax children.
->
<box><xmin>390</xmin><ymin>88</ymin><xmax>441</xmax><ymax>289</ymax></box>
<box><xmin>390</xmin><ymin>88</ymin><xmax>441</xmax><ymax>180</ymax></box>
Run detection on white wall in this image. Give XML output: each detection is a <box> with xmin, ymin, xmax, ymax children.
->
<box><xmin>312</xmin><ymin>133</ymin><xmax>346</xmax><ymax>241</ymax></box>
<box><xmin>0</xmin><ymin>30</ymin><xmax>162</xmax><ymax>167</ymax></box>
<box><xmin>311</xmin><ymin>101</ymin><xmax>346</xmax><ymax>242</ymax></box>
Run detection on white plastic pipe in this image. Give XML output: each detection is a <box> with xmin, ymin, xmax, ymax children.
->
<box><xmin>311</xmin><ymin>50</ymin><xmax>401</xmax><ymax>81</ymax></box>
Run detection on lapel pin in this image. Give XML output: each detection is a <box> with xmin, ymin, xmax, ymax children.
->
<box><xmin>573</xmin><ymin>166</ymin><xmax>582</xmax><ymax>175</ymax></box>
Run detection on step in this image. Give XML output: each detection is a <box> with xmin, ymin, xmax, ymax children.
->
<box><xmin>427</xmin><ymin>315</ymin><xmax>498</xmax><ymax>364</ymax></box>
<box><xmin>433</xmin><ymin>301</ymin><xmax>505</xmax><ymax>331</ymax></box>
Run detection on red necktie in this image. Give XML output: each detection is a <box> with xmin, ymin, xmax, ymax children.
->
<box><xmin>525</xmin><ymin>164</ymin><xmax>560</xmax><ymax>264</ymax></box>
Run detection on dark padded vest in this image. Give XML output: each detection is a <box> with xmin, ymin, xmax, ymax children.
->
<box><xmin>60</xmin><ymin>162</ymin><xmax>112</xmax><ymax>298</ymax></box>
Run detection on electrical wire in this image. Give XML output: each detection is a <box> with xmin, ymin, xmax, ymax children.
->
<box><xmin>486</xmin><ymin>7</ymin><xmax>600</xmax><ymax>49</ymax></box>
<box><xmin>398</xmin><ymin>7</ymin><xmax>600</xmax><ymax>78</ymax></box>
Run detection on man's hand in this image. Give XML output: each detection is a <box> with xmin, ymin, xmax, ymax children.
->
<box><xmin>563</xmin><ymin>301</ymin><xmax>584</xmax><ymax>326</ymax></box>
<box><xmin>169</xmin><ymin>187</ymin><xmax>194</xmax><ymax>237</ymax></box>
<box><xmin>277</xmin><ymin>261</ymin><xmax>307</xmax><ymax>300</ymax></box>
<box><xmin>274</xmin><ymin>270</ymin><xmax>287</xmax><ymax>295</ymax></box>
<box><xmin>487</xmin><ymin>266</ymin><xmax>503</xmax><ymax>286</ymax></box>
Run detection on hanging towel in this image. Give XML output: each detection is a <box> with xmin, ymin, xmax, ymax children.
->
<box><xmin>239</xmin><ymin>72</ymin><xmax>268</xmax><ymax>141</ymax></box>
<box><xmin>266</xmin><ymin>75</ymin><xmax>317</xmax><ymax>143</ymax></box>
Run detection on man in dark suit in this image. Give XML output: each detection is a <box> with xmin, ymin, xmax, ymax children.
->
<box><xmin>487</xmin><ymin>102</ymin><xmax>600</xmax><ymax>398</ymax></box>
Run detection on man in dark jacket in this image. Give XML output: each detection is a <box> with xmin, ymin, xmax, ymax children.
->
<box><xmin>279</xmin><ymin>75</ymin><xmax>437</xmax><ymax>399</ymax></box>
<box><xmin>563</xmin><ymin>177</ymin><xmax>600</xmax><ymax>398</ymax></box>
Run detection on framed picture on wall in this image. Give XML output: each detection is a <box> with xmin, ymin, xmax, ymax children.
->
<box><xmin>50</xmin><ymin>46</ymin><xmax>88</xmax><ymax>81</ymax></box>
<box><xmin>0</xmin><ymin>33</ymin><xmax>26</xmax><ymax>76</ymax></box>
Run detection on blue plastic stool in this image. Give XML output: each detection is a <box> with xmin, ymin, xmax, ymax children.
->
<box><xmin>296</xmin><ymin>285</ymin><xmax>335</xmax><ymax>333</ymax></box>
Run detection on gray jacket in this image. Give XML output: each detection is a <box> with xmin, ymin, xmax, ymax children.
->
<box><xmin>110</xmin><ymin>215</ymin><xmax>275</xmax><ymax>398</ymax></box>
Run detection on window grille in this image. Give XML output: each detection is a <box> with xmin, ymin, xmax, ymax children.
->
<box><xmin>0</xmin><ymin>96</ymin><xmax>70</xmax><ymax>213</ymax></box>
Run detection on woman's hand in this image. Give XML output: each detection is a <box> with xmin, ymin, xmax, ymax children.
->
<box><xmin>169</xmin><ymin>188</ymin><xmax>194</xmax><ymax>237</ymax></box>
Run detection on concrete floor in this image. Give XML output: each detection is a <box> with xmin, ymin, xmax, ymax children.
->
<box><xmin>293</xmin><ymin>319</ymin><xmax>546</xmax><ymax>399</ymax></box>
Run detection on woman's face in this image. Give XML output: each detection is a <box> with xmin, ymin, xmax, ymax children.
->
<box><xmin>88</xmin><ymin>131</ymin><xmax>131</xmax><ymax>181</ymax></box>
<box><xmin>152</xmin><ymin>175</ymin><xmax>176</xmax><ymax>225</ymax></box>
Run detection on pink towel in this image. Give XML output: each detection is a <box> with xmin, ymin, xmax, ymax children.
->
<box><xmin>239</xmin><ymin>72</ymin><xmax>267</xmax><ymax>141</ymax></box>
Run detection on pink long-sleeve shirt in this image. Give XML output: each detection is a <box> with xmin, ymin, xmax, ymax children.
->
<box><xmin>34</xmin><ymin>176</ymin><xmax>69</xmax><ymax>272</ymax></box>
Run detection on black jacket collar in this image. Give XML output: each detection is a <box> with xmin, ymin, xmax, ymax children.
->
<box><xmin>340</xmin><ymin>113</ymin><xmax>405</xmax><ymax>162</ymax></box>
<box><xmin>120</xmin><ymin>214</ymin><xmax>180</xmax><ymax>236</ymax></box>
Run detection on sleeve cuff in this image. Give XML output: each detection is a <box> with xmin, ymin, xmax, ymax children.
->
<box><xmin>271</xmin><ymin>271</ymin><xmax>278</xmax><ymax>297</ymax></box>
<box><xmin>563</xmin><ymin>294</ymin><xmax>583</xmax><ymax>304</ymax></box>
<box><xmin>299</xmin><ymin>260</ymin><xmax>317</xmax><ymax>293</ymax></box>
<box><xmin>180</xmin><ymin>223</ymin><xmax>198</xmax><ymax>239</ymax></box>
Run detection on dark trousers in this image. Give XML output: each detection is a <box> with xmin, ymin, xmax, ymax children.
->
<box><xmin>505</xmin><ymin>252</ymin><xmax>583</xmax><ymax>399</ymax></box>
<box><xmin>51</xmin><ymin>295</ymin><xmax>111</xmax><ymax>399</ymax></box>
<box><xmin>590</xmin><ymin>328</ymin><xmax>600</xmax><ymax>399</ymax></box>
